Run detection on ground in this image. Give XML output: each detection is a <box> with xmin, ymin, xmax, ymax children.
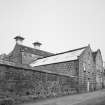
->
<box><xmin>20</xmin><ymin>89</ymin><xmax>105</xmax><ymax>105</ymax></box>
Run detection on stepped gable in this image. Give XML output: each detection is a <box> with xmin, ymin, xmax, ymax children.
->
<box><xmin>30</xmin><ymin>46</ymin><xmax>87</xmax><ymax>67</ymax></box>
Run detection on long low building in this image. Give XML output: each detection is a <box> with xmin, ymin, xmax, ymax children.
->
<box><xmin>0</xmin><ymin>36</ymin><xmax>104</xmax><ymax>98</ymax></box>
<box><xmin>30</xmin><ymin>45</ymin><xmax>97</xmax><ymax>92</ymax></box>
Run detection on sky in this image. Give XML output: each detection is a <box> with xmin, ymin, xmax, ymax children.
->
<box><xmin>0</xmin><ymin>0</ymin><xmax>105</xmax><ymax>60</ymax></box>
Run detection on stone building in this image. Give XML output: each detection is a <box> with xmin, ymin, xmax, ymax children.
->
<box><xmin>30</xmin><ymin>45</ymin><xmax>96</xmax><ymax>92</ymax></box>
<box><xmin>1</xmin><ymin>36</ymin><xmax>104</xmax><ymax>96</ymax></box>
<box><xmin>4</xmin><ymin>36</ymin><xmax>54</xmax><ymax>64</ymax></box>
<box><xmin>92</xmin><ymin>50</ymin><xmax>104</xmax><ymax>89</ymax></box>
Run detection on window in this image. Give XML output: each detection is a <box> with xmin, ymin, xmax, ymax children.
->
<box><xmin>83</xmin><ymin>63</ymin><xmax>86</xmax><ymax>72</ymax></box>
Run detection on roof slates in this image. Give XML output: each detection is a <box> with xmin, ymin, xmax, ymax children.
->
<box><xmin>30</xmin><ymin>47</ymin><xmax>86</xmax><ymax>67</ymax></box>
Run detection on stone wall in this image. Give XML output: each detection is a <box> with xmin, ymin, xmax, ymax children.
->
<box><xmin>34</xmin><ymin>60</ymin><xmax>79</xmax><ymax>77</ymax></box>
<box><xmin>0</xmin><ymin>63</ymin><xmax>78</xmax><ymax>98</ymax></box>
<box><xmin>95</xmin><ymin>50</ymin><xmax>103</xmax><ymax>89</ymax></box>
<box><xmin>78</xmin><ymin>46</ymin><xmax>96</xmax><ymax>92</ymax></box>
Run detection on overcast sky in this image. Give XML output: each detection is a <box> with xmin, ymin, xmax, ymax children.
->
<box><xmin>0</xmin><ymin>0</ymin><xmax>105</xmax><ymax>60</ymax></box>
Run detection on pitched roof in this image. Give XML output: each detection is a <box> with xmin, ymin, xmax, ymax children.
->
<box><xmin>30</xmin><ymin>46</ymin><xmax>87</xmax><ymax>67</ymax></box>
<box><xmin>17</xmin><ymin>44</ymin><xmax>54</xmax><ymax>57</ymax></box>
<box><xmin>4</xmin><ymin>44</ymin><xmax>54</xmax><ymax>61</ymax></box>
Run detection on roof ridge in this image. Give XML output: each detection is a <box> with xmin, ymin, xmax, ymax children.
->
<box><xmin>36</xmin><ymin>46</ymin><xmax>87</xmax><ymax>60</ymax></box>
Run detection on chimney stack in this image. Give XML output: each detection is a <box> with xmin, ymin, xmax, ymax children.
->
<box><xmin>33</xmin><ymin>42</ymin><xmax>42</xmax><ymax>49</ymax></box>
<box><xmin>14</xmin><ymin>36</ymin><xmax>24</xmax><ymax>45</ymax></box>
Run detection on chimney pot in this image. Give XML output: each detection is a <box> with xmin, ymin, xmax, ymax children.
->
<box><xmin>14</xmin><ymin>36</ymin><xmax>24</xmax><ymax>45</ymax></box>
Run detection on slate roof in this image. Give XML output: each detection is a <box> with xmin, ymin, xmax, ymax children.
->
<box><xmin>4</xmin><ymin>44</ymin><xmax>54</xmax><ymax>61</ymax></box>
<box><xmin>16</xmin><ymin>44</ymin><xmax>54</xmax><ymax>57</ymax></box>
<box><xmin>30</xmin><ymin>46</ymin><xmax>87</xmax><ymax>67</ymax></box>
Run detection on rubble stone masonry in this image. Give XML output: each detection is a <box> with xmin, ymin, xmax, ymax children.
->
<box><xmin>0</xmin><ymin>63</ymin><xmax>77</xmax><ymax>98</ymax></box>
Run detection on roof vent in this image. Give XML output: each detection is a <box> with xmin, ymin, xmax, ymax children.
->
<box><xmin>14</xmin><ymin>36</ymin><xmax>24</xmax><ymax>45</ymax></box>
<box><xmin>33</xmin><ymin>42</ymin><xmax>42</xmax><ymax>49</ymax></box>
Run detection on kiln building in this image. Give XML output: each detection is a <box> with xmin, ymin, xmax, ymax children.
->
<box><xmin>0</xmin><ymin>36</ymin><xmax>104</xmax><ymax>96</ymax></box>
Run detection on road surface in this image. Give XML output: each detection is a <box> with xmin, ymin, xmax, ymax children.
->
<box><xmin>20</xmin><ymin>89</ymin><xmax>105</xmax><ymax>105</ymax></box>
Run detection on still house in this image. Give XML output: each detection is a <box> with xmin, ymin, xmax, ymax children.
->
<box><xmin>1</xmin><ymin>36</ymin><xmax>104</xmax><ymax>93</ymax></box>
<box><xmin>30</xmin><ymin>45</ymin><xmax>96</xmax><ymax>92</ymax></box>
<box><xmin>3</xmin><ymin>36</ymin><xmax>54</xmax><ymax>64</ymax></box>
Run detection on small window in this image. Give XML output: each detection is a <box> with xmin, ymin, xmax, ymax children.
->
<box><xmin>83</xmin><ymin>63</ymin><xmax>86</xmax><ymax>72</ymax></box>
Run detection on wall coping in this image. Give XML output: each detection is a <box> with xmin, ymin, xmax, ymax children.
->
<box><xmin>0</xmin><ymin>60</ymin><xmax>77</xmax><ymax>78</ymax></box>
